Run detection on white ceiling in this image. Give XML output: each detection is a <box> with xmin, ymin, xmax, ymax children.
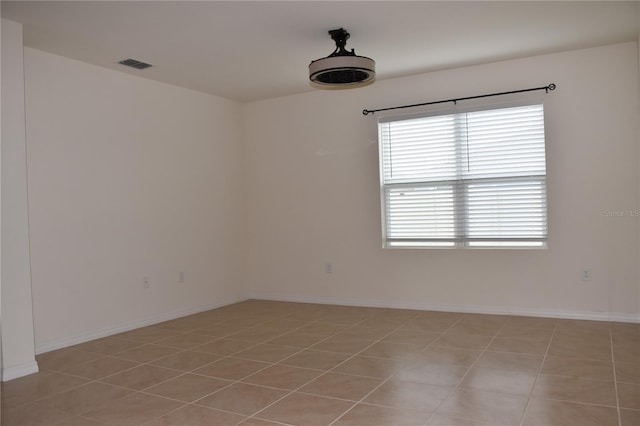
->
<box><xmin>2</xmin><ymin>1</ymin><xmax>638</xmax><ymax>102</ymax></box>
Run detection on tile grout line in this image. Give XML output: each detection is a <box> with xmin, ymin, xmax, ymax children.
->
<box><xmin>117</xmin><ymin>317</ymin><xmax>633</xmax><ymax>423</ymax></box>
<box><xmin>325</xmin><ymin>375</ymin><xmax>393</xmax><ymax>426</ymax></box>
<box><xmin>247</xmin><ymin>316</ymin><xmax>415</xmax><ymax>424</ymax></box>
<box><xmin>32</xmin><ymin>325</ymin><xmax>251</xmax><ymax>406</ymax></box>
<box><xmin>517</xmin><ymin>322</ymin><xmax>558</xmax><ymax>426</ymax></box>
<box><xmin>94</xmin><ymin>310</ymin><xmax>340</xmax><ymax>424</ymax></box>
<box><xmin>325</xmin><ymin>317</ymin><xmax>430</xmax><ymax>426</ymax></box>
<box><xmin>322</xmin><ymin>319</ymin><xmax>446</xmax><ymax>426</ymax></box>
<box><xmin>18</xmin><ymin>315</ymin><xmax>313</xmax><ymax>422</ymax></box>
<box><xmin>410</xmin><ymin>314</ymin><xmax>472</xmax><ymax>426</ymax></box>
<box><xmin>609</xmin><ymin>326</ymin><xmax>622</xmax><ymax>426</ymax></box>
<box><xmin>10</xmin><ymin>305</ymin><xmax>635</xmax><ymax>426</ymax></box>
<box><xmin>245</xmin><ymin>319</ymin><xmax>396</xmax><ymax>422</ymax></box>
<box><xmin>136</xmin><ymin>318</ymin><xmax>346</xmax><ymax>423</ymax></box>
<box><xmin>179</xmin><ymin>314</ymin><xmax>381</xmax><ymax>420</ymax></box>
<box><xmin>417</xmin><ymin>314</ymin><xmax>489</xmax><ymax>426</ymax></box>
<box><xmin>420</xmin><ymin>315</ymin><xmax>556</xmax><ymax>423</ymax></box>
<box><xmin>423</xmin><ymin>317</ymin><xmax>517</xmax><ymax>426</ymax></box>
<box><xmin>106</xmin><ymin>316</ymin><xmax>325</xmax><ymax>388</ymax></box>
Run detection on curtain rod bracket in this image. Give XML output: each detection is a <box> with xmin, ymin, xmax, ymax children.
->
<box><xmin>362</xmin><ymin>83</ymin><xmax>556</xmax><ymax>116</ymax></box>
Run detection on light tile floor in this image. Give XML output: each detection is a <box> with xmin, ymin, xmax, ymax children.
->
<box><xmin>2</xmin><ymin>300</ymin><xmax>639</xmax><ymax>426</ymax></box>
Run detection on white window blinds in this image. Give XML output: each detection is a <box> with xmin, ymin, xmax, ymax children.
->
<box><xmin>378</xmin><ymin>103</ymin><xmax>547</xmax><ymax>248</ymax></box>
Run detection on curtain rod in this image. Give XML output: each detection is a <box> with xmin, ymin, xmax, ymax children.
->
<box><xmin>362</xmin><ymin>83</ymin><xmax>556</xmax><ymax>116</ymax></box>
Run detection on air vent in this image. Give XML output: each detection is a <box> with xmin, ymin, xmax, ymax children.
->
<box><xmin>118</xmin><ymin>58</ymin><xmax>152</xmax><ymax>70</ymax></box>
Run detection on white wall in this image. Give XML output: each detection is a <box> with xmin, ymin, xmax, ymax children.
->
<box><xmin>24</xmin><ymin>48</ymin><xmax>246</xmax><ymax>352</ymax></box>
<box><xmin>245</xmin><ymin>42</ymin><xmax>640</xmax><ymax>321</ymax></box>
<box><xmin>1</xmin><ymin>19</ymin><xmax>38</xmax><ymax>380</ymax></box>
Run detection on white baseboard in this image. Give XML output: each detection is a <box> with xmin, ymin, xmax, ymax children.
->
<box><xmin>32</xmin><ymin>291</ymin><xmax>640</xmax><ymax>358</ymax></box>
<box><xmin>2</xmin><ymin>360</ymin><xmax>39</xmax><ymax>382</ymax></box>
<box><xmin>248</xmin><ymin>293</ymin><xmax>640</xmax><ymax>324</ymax></box>
<box><xmin>35</xmin><ymin>295</ymin><xmax>248</xmax><ymax>355</ymax></box>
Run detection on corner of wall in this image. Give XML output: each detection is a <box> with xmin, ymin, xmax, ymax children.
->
<box><xmin>1</xmin><ymin>18</ymin><xmax>39</xmax><ymax>381</ymax></box>
<box><xmin>637</xmin><ymin>4</ymin><xmax>640</xmax><ymax>318</ymax></box>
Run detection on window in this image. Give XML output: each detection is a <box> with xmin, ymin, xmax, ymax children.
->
<box><xmin>378</xmin><ymin>103</ymin><xmax>547</xmax><ymax>248</ymax></box>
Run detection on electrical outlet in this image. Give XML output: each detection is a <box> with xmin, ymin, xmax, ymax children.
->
<box><xmin>143</xmin><ymin>276</ymin><xmax>150</xmax><ymax>288</ymax></box>
<box><xmin>325</xmin><ymin>262</ymin><xmax>333</xmax><ymax>274</ymax></box>
<box><xmin>179</xmin><ymin>271</ymin><xmax>185</xmax><ymax>283</ymax></box>
<box><xmin>581</xmin><ymin>269</ymin><xmax>592</xmax><ymax>281</ymax></box>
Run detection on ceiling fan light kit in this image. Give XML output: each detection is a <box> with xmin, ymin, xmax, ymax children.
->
<box><xmin>309</xmin><ymin>28</ymin><xmax>376</xmax><ymax>89</ymax></box>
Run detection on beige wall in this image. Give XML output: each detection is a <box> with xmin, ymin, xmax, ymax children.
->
<box><xmin>245</xmin><ymin>42</ymin><xmax>640</xmax><ymax>321</ymax></box>
<box><xmin>24</xmin><ymin>48</ymin><xmax>247</xmax><ymax>352</ymax></box>
<box><xmin>1</xmin><ymin>19</ymin><xmax>38</xmax><ymax>380</ymax></box>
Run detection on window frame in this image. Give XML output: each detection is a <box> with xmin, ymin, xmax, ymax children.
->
<box><xmin>377</xmin><ymin>100</ymin><xmax>548</xmax><ymax>249</ymax></box>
